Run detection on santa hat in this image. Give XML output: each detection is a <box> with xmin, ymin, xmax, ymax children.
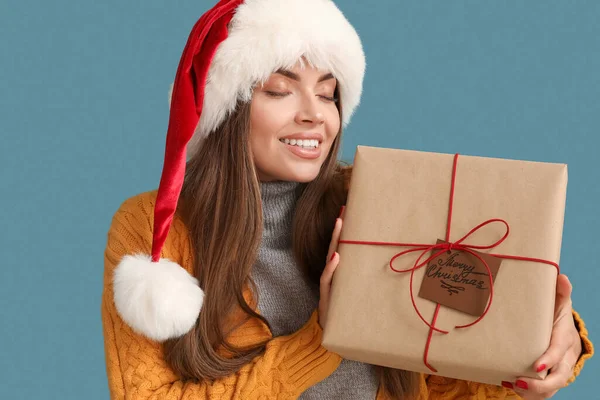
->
<box><xmin>112</xmin><ymin>0</ymin><xmax>366</xmax><ymax>342</ymax></box>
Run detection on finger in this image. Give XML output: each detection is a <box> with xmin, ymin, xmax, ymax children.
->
<box><xmin>555</xmin><ymin>274</ymin><xmax>572</xmax><ymax>311</ymax></box>
<box><xmin>320</xmin><ymin>252</ymin><xmax>339</xmax><ymax>302</ymax></box>
<box><xmin>534</xmin><ymin>276</ymin><xmax>575</xmax><ymax>373</ymax></box>
<box><xmin>326</xmin><ymin>218</ymin><xmax>343</xmax><ymax>262</ymax></box>
<box><xmin>535</xmin><ymin>321</ymin><xmax>575</xmax><ymax>373</ymax></box>
<box><xmin>514</xmin><ymin>359</ymin><xmax>572</xmax><ymax>397</ymax></box>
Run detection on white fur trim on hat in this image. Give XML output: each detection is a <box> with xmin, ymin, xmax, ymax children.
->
<box><xmin>168</xmin><ymin>0</ymin><xmax>366</xmax><ymax>159</ymax></box>
<box><xmin>112</xmin><ymin>254</ymin><xmax>204</xmax><ymax>341</ymax></box>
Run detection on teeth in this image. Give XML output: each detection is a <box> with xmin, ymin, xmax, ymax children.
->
<box><xmin>280</xmin><ymin>138</ymin><xmax>320</xmax><ymax>148</ymax></box>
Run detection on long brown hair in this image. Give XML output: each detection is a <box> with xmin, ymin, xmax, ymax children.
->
<box><xmin>162</xmin><ymin>91</ymin><xmax>420</xmax><ymax>398</ymax></box>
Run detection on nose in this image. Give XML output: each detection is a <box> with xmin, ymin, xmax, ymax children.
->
<box><xmin>294</xmin><ymin>95</ymin><xmax>325</xmax><ymax>125</ymax></box>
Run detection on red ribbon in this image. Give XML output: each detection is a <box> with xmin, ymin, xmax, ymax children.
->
<box><xmin>339</xmin><ymin>153</ymin><xmax>560</xmax><ymax>372</ymax></box>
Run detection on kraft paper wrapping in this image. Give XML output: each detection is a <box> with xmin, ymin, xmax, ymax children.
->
<box><xmin>322</xmin><ymin>146</ymin><xmax>567</xmax><ymax>386</ymax></box>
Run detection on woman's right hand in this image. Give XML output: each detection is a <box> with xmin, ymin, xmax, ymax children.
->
<box><xmin>319</xmin><ymin>212</ymin><xmax>344</xmax><ymax>330</ymax></box>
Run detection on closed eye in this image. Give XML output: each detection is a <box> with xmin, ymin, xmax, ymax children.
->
<box><xmin>265</xmin><ymin>91</ymin><xmax>289</xmax><ymax>98</ymax></box>
<box><xmin>319</xmin><ymin>95</ymin><xmax>338</xmax><ymax>102</ymax></box>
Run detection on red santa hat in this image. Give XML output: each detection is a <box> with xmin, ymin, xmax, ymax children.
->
<box><xmin>112</xmin><ymin>0</ymin><xmax>366</xmax><ymax>341</ymax></box>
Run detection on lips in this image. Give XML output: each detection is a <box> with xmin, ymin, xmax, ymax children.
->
<box><xmin>280</xmin><ymin>139</ymin><xmax>322</xmax><ymax>160</ymax></box>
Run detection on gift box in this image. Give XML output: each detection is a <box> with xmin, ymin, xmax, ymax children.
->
<box><xmin>322</xmin><ymin>145</ymin><xmax>567</xmax><ymax>386</ymax></box>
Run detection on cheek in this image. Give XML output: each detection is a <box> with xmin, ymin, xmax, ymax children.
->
<box><xmin>325</xmin><ymin>107</ymin><xmax>341</xmax><ymax>139</ymax></box>
<box><xmin>249</xmin><ymin>102</ymin><xmax>287</xmax><ymax>143</ymax></box>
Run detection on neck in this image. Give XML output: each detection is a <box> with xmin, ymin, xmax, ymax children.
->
<box><xmin>259</xmin><ymin>180</ymin><xmax>303</xmax><ymax>246</ymax></box>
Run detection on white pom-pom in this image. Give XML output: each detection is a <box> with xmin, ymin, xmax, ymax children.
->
<box><xmin>112</xmin><ymin>254</ymin><xmax>204</xmax><ymax>342</ymax></box>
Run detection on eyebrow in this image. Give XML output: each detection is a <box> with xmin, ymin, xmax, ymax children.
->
<box><xmin>275</xmin><ymin>69</ymin><xmax>335</xmax><ymax>83</ymax></box>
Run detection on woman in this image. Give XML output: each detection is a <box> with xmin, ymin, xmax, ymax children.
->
<box><xmin>101</xmin><ymin>0</ymin><xmax>593</xmax><ymax>398</ymax></box>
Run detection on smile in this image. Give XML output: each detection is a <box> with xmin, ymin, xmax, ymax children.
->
<box><xmin>279</xmin><ymin>139</ymin><xmax>322</xmax><ymax>160</ymax></box>
<box><xmin>279</xmin><ymin>138</ymin><xmax>320</xmax><ymax>149</ymax></box>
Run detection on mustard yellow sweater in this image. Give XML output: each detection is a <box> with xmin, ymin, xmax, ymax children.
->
<box><xmin>101</xmin><ymin>190</ymin><xmax>593</xmax><ymax>399</ymax></box>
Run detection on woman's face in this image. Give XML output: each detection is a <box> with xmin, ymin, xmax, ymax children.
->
<box><xmin>249</xmin><ymin>60</ymin><xmax>340</xmax><ymax>182</ymax></box>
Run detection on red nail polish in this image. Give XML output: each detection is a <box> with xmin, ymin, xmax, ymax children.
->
<box><xmin>501</xmin><ymin>381</ymin><xmax>513</xmax><ymax>389</ymax></box>
<box><xmin>515</xmin><ymin>380</ymin><xmax>528</xmax><ymax>390</ymax></box>
<box><xmin>330</xmin><ymin>252</ymin><xmax>336</xmax><ymax>261</ymax></box>
<box><xmin>536</xmin><ymin>364</ymin><xmax>546</xmax><ymax>373</ymax></box>
<box><xmin>338</xmin><ymin>205</ymin><xmax>345</xmax><ymax>218</ymax></box>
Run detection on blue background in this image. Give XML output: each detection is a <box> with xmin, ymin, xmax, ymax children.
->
<box><xmin>1</xmin><ymin>1</ymin><xmax>596</xmax><ymax>398</ymax></box>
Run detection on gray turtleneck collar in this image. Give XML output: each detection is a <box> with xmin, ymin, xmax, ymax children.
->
<box><xmin>252</xmin><ymin>180</ymin><xmax>318</xmax><ymax>337</ymax></box>
<box><xmin>259</xmin><ymin>180</ymin><xmax>303</xmax><ymax>251</ymax></box>
<box><xmin>251</xmin><ymin>179</ymin><xmax>379</xmax><ymax>400</ymax></box>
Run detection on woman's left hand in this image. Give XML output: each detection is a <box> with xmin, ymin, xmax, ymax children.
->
<box><xmin>503</xmin><ymin>274</ymin><xmax>582</xmax><ymax>399</ymax></box>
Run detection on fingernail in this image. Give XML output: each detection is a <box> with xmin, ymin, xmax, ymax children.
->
<box><xmin>330</xmin><ymin>252</ymin><xmax>336</xmax><ymax>261</ymax></box>
<box><xmin>338</xmin><ymin>205</ymin><xmax>345</xmax><ymax>218</ymax></box>
<box><xmin>536</xmin><ymin>364</ymin><xmax>546</xmax><ymax>373</ymax></box>
<box><xmin>501</xmin><ymin>381</ymin><xmax>513</xmax><ymax>389</ymax></box>
<box><xmin>515</xmin><ymin>380</ymin><xmax>528</xmax><ymax>390</ymax></box>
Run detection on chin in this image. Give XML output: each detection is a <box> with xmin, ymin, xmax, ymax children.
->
<box><xmin>261</xmin><ymin>162</ymin><xmax>324</xmax><ymax>183</ymax></box>
<box><xmin>287</xmin><ymin>171</ymin><xmax>321</xmax><ymax>183</ymax></box>
<box><xmin>276</xmin><ymin>165</ymin><xmax>322</xmax><ymax>182</ymax></box>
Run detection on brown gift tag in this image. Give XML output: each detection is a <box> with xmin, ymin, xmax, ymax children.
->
<box><xmin>418</xmin><ymin>239</ymin><xmax>502</xmax><ymax>316</ymax></box>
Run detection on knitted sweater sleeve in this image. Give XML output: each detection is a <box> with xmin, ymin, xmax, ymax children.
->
<box><xmin>101</xmin><ymin>193</ymin><xmax>342</xmax><ymax>399</ymax></box>
<box><xmin>423</xmin><ymin>309</ymin><xmax>594</xmax><ymax>399</ymax></box>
